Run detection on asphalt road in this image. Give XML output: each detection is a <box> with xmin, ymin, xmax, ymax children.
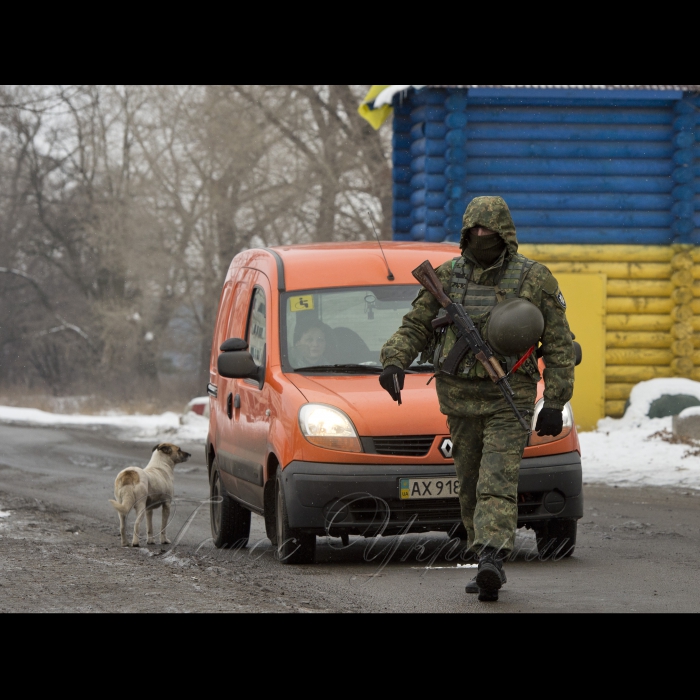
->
<box><xmin>1</xmin><ymin>423</ymin><xmax>699</xmax><ymax>613</ymax></box>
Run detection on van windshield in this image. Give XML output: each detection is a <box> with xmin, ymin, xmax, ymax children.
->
<box><xmin>281</xmin><ymin>286</ymin><xmax>432</xmax><ymax>373</ymax></box>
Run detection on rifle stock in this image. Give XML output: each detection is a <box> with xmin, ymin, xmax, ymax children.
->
<box><xmin>411</xmin><ymin>261</ymin><xmax>451</xmax><ymax>307</ymax></box>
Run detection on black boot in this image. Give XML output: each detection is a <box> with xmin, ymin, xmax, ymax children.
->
<box><xmin>465</xmin><ymin>566</ymin><xmax>507</xmax><ymax>594</ymax></box>
<box><xmin>474</xmin><ymin>547</ymin><xmax>507</xmax><ymax>601</ymax></box>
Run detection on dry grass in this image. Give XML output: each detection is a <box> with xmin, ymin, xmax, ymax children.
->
<box><xmin>0</xmin><ymin>384</ymin><xmax>201</xmax><ymax>416</ymax></box>
<box><xmin>647</xmin><ymin>429</ymin><xmax>700</xmax><ymax>459</ymax></box>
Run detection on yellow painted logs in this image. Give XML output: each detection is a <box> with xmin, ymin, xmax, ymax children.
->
<box><xmin>607</xmin><ymin>298</ymin><xmax>673</xmax><ymax>314</ymax></box>
<box><xmin>606</xmin><ymin>366</ymin><xmax>674</xmax><ymax>382</ymax></box>
<box><xmin>606</xmin><ymin>381</ymin><xmax>637</xmax><ymax>416</ymax></box>
<box><xmin>606</xmin><ymin>332</ymin><xmax>679</xmax><ymax>348</ymax></box>
<box><xmin>607</xmin><ymin>280</ymin><xmax>672</xmax><ymax>297</ymax></box>
<box><xmin>606</xmin><ymin>314</ymin><xmax>671</xmax><ymax>331</ymax></box>
<box><xmin>519</xmin><ymin>244</ymin><xmax>698</xmax><ymax>418</ymax></box>
<box><xmin>546</xmin><ymin>262</ymin><xmax>670</xmax><ymax>279</ymax></box>
<box><xmin>606</xmin><ymin>348</ymin><xmax>674</xmax><ymax>365</ymax></box>
<box><xmin>670</xmin><ymin>247</ymin><xmax>695</xmax><ymax>379</ymax></box>
<box><xmin>606</xmin><ymin>383</ymin><xmax>636</xmax><ymax>400</ymax></box>
<box><xmin>520</xmin><ymin>244</ymin><xmax>673</xmax><ymax>263</ymax></box>
<box><xmin>605</xmin><ymin>400</ymin><xmax>627</xmax><ymax>416</ymax></box>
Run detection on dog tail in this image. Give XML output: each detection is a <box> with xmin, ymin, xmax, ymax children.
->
<box><xmin>110</xmin><ymin>469</ymin><xmax>141</xmax><ymax>515</ymax></box>
<box><xmin>109</xmin><ymin>497</ymin><xmax>132</xmax><ymax>515</ymax></box>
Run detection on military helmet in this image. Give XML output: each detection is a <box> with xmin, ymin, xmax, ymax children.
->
<box><xmin>486</xmin><ymin>298</ymin><xmax>544</xmax><ymax>357</ymax></box>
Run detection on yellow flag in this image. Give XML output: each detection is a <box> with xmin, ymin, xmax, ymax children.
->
<box><xmin>357</xmin><ymin>85</ymin><xmax>392</xmax><ymax>130</ymax></box>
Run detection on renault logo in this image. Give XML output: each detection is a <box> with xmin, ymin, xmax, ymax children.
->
<box><xmin>439</xmin><ymin>438</ymin><xmax>453</xmax><ymax>459</ymax></box>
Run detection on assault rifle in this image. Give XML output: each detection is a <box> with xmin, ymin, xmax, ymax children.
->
<box><xmin>412</xmin><ymin>260</ymin><xmax>531</xmax><ymax>432</ymax></box>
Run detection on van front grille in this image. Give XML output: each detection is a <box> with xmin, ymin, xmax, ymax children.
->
<box><xmin>346</xmin><ymin>497</ymin><xmax>461</xmax><ymax>524</ymax></box>
<box><xmin>518</xmin><ymin>491</ymin><xmax>544</xmax><ymax>516</ymax></box>
<box><xmin>366</xmin><ymin>435</ymin><xmax>435</xmax><ymax>457</ymax></box>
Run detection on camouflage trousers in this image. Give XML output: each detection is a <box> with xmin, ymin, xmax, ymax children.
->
<box><xmin>437</xmin><ymin>374</ymin><xmax>536</xmax><ymax>553</ymax></box>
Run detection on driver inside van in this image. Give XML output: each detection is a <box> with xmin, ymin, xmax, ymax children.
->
<box><xmin>290</xmin><ymin>321</ymin><xmax>333</xmax><ymax>368</ymax></box>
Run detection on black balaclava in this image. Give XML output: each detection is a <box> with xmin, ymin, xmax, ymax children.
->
<box><xmin>466</xmin><ymin>229</ymin><xmax>506</xmax><ymax>268</ymax></box>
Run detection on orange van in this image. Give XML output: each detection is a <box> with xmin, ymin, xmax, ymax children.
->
<box><xmin>206</xmin><ymin>242</ymin><xmax>582</xmax><ymax>564</ymax></box>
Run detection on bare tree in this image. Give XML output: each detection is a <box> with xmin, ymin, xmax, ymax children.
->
<box><xmin>0</xmin><ymin>85</ymin><xmax>392</xmax><ymax>400</ymax></box>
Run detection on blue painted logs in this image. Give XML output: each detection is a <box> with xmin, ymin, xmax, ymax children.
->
<box><xmin>391</xmin><ymin>89</ymin><xmax>695</xmax><ymax>246</ymax></box>
<box><xmin>391</xmin><ymin>103</ymin><xmax>414</xmax><ymax>234</ymax></box>
<box><xmin>444</xmin><ymin>89</ymin><xmax>469</xmax><ymax>236</ymax></box>
<box><xmin>406</xmin><ymin>91</ymin><xmax>449</xmax><ymax>242</ymax></box>
<box><xmin>671</xmin><ymin>97</ymin><xmax>698</xmax><ymax>244</ymax></box>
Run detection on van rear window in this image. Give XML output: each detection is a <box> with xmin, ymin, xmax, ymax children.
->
<box><xmin>281</xmin><ymin>286</ymin><xmax>431</xmax><ymax>373</ymax></box>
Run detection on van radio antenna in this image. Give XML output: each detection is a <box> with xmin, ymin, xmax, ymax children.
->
<box><xmin>367</xmin><ymin>210</ymin><xmax>395</xmax><ymax>281</ymax></box>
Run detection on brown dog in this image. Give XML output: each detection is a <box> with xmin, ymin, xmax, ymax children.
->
<box><xmin>109</xmin><ymin>443</ymin><xmax>191</xmax><ymax>547</ymax></box>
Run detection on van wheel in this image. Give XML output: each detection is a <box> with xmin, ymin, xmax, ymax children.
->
<box><xmin>534</xmin><ymin>519</ymin><xmax>577</xmax><ymax>559</ymax></box>
<box><xmin>275</xmin><ymin>469</ymin><xmax>315</xmax><ymax>564</ymax></box>
<box><xmin>210</xmin><ymin>461</ymin><xmax>251</xmax><ymax>548</ymax></box>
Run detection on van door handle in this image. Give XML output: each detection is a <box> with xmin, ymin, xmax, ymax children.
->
<box><xmin>234</xmin><ymin>394</ymin><xmax>241</xmax><ymax>409</ymax></box>
<box><xmin>226</xmin><ymin>393</ymin><xmax>233</xmax><ymax>419</ymax></box>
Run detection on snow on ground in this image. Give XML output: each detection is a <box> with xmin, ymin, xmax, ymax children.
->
<box><xmin>579</xmin><ymin>416</ymin><xmax>700</xmax><ymax>490</ymax></box>
<box><xmin>3</xmin><ymin>376</ymin><xmax>700</xmax><ymax>489</ymax></box>
<box><xmin>0</xmin><ymin>405</ymin><xmax>208</xmax><ymax>444</ymax></box>
<box><xmin>579</xmin><ymin>378</ymin><xmax>700</xmax><ymax>490</ymax></box>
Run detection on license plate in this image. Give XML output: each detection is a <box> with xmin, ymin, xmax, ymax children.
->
<box><xmin>400</xmin><ymin>477</ymin><xmax>459</xmax><ymax>500</ymax></box>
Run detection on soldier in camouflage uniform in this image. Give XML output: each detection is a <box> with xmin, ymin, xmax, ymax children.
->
<box><xmin>379</xmin><ymin>196</ymin><xmax>575</xmax><ymax>602</ymax></box>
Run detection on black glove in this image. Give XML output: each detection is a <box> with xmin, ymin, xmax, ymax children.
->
<box><xmin>379</xmin><ymin>365</ymin><xmax>405</xmax><ymax>402</ymax></box>
<box><xmin>535</xmin><ymin>407</ymin><xmax>563</xmax><ymax>437</ymax></box>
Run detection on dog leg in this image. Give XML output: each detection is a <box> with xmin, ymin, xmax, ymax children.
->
<box><xmin>119</xmin><ymin>512</ymin><xmax>128</xmax><ymax>547</ymax></box>
<box><xmin>132</xmin><ymin>501</ymin><xmax>146</xmax><ymax>547</ymax></box>
<box><xmin>146</xmin><ymin>507</ymin><xmax>155</xmax><ymax>545</ymax></box>
<box><xmin>161</xmin><ymin>502</ymin><xmax>171</xmax><ymax>545</ymax></box>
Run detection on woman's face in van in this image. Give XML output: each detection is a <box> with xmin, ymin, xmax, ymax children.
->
<box><xmin>296</xmin><ymin>327</ymin><xmax>326</xmax><ymax>362</ymax></box>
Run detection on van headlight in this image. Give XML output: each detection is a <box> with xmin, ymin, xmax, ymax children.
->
<box><xmin>298</xmin><ymin>404</ymin><xmax>363</xmax><ymax>453</ymax></box>
<box><xmin>528</xmin><ymin>399</ymin><xmax>574</xmax><ymax>446</ymax></box>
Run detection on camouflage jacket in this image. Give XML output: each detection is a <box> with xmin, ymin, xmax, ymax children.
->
<box><xmin>380</xmin><ymin>196</ymin><xmax>575</xmax><ymax>410</ymax></box>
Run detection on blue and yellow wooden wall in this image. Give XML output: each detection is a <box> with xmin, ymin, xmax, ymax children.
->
<box><xmin>391</xmin><ymin>87</ymin><xmax>700</xmax><ymax>426</ymax></box>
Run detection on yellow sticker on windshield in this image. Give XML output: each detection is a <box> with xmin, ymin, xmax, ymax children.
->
<box><xmin>290</xmin><ymin>295</ymin><xmax>314</xmax><ymax>312</ymax></box>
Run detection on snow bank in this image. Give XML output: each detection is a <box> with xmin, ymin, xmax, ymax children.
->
<box><xmin>0</xmin><ymin>405</ymin><xmax>208</xmax><ymax>444</ymax></box>
<box><xmin>621</xmin><ymin>378</ymin><xmax>700</xmax><ymax>422</ymax></box>
<box><xmin>578</xmin><ymin>379</ymin><xmax>700</xmax><ymax>489</ymax></box>
<box><xmin>579</xmin><ymin>415</ymin><xmax>700</xmax><ymax>489</ymax></box>
<box><xmin>373</xmin><ymin>85</ymin><xmax>427</xmax><ymax>108</ymax></box>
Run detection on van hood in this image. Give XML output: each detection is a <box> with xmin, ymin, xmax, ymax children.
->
<box><xmin>286</xmin><ymin>373</ymin><xmax>448</xmax><ymax>437</ymax></box>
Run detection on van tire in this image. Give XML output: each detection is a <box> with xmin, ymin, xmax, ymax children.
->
<box><xmin>210</xmin><ymin>461</ymin><xmax>251</xmax><ymax>549</ymax></box>
<box><xmin>534</xmin><ymin>518</ymin><xmax>576</xmax><ymax>559</ymax></box>
<box><xmin>275</xmin><ymin>469</ymin><xmax>315</xmax><ymax>564</ymax></box>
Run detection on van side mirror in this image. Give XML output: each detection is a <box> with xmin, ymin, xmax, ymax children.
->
<box><xmin>218</xmin><ymin>338</ymin><xmax>265</xmax><ymax>385</ymax></box>
<box><xmin>220</xmin><ymin>337</ymin><xmax>248</xmax><ymax>352</ymax></box>
<box><xmin>573</xmin><ymin>341</ymin><xmax>582</xmax><ymax>367</ymax></box>
<box><xmin>218</xmin><ymin>350</ymin><xmax>260</xmax><ymax>380</ymax></box>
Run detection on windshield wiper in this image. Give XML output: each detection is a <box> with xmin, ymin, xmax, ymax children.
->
<box><xmin>294</xmin><ymin>364</ymin><xmax>383</xmax><ymax>373</ymax></box>
<box><xmin>294</xmin><ymin>363</ymin><xmax>435</xmax><ymax>374</ymax></box>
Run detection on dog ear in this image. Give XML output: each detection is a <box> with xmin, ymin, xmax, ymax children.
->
<box><xmin>160</xmin><ymin>444</ymin><xmax>173</xmax><ymax>455</ymax></box>
<box><xmin>152</xmin><ymin>444</ymin><xmax>161</xmax><ymax>453</ymax></box>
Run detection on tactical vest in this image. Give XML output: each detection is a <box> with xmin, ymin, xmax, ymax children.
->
<box><xmin>428</xmin><ymin>253</ymin><xmax>538</xmax><ymax>378</ymax></box>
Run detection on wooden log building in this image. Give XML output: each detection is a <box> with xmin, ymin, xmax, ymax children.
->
<box><xmin>381</xmin><ymin>85</ymin><xmax>700</xmax><ymax>427</ymax></box>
